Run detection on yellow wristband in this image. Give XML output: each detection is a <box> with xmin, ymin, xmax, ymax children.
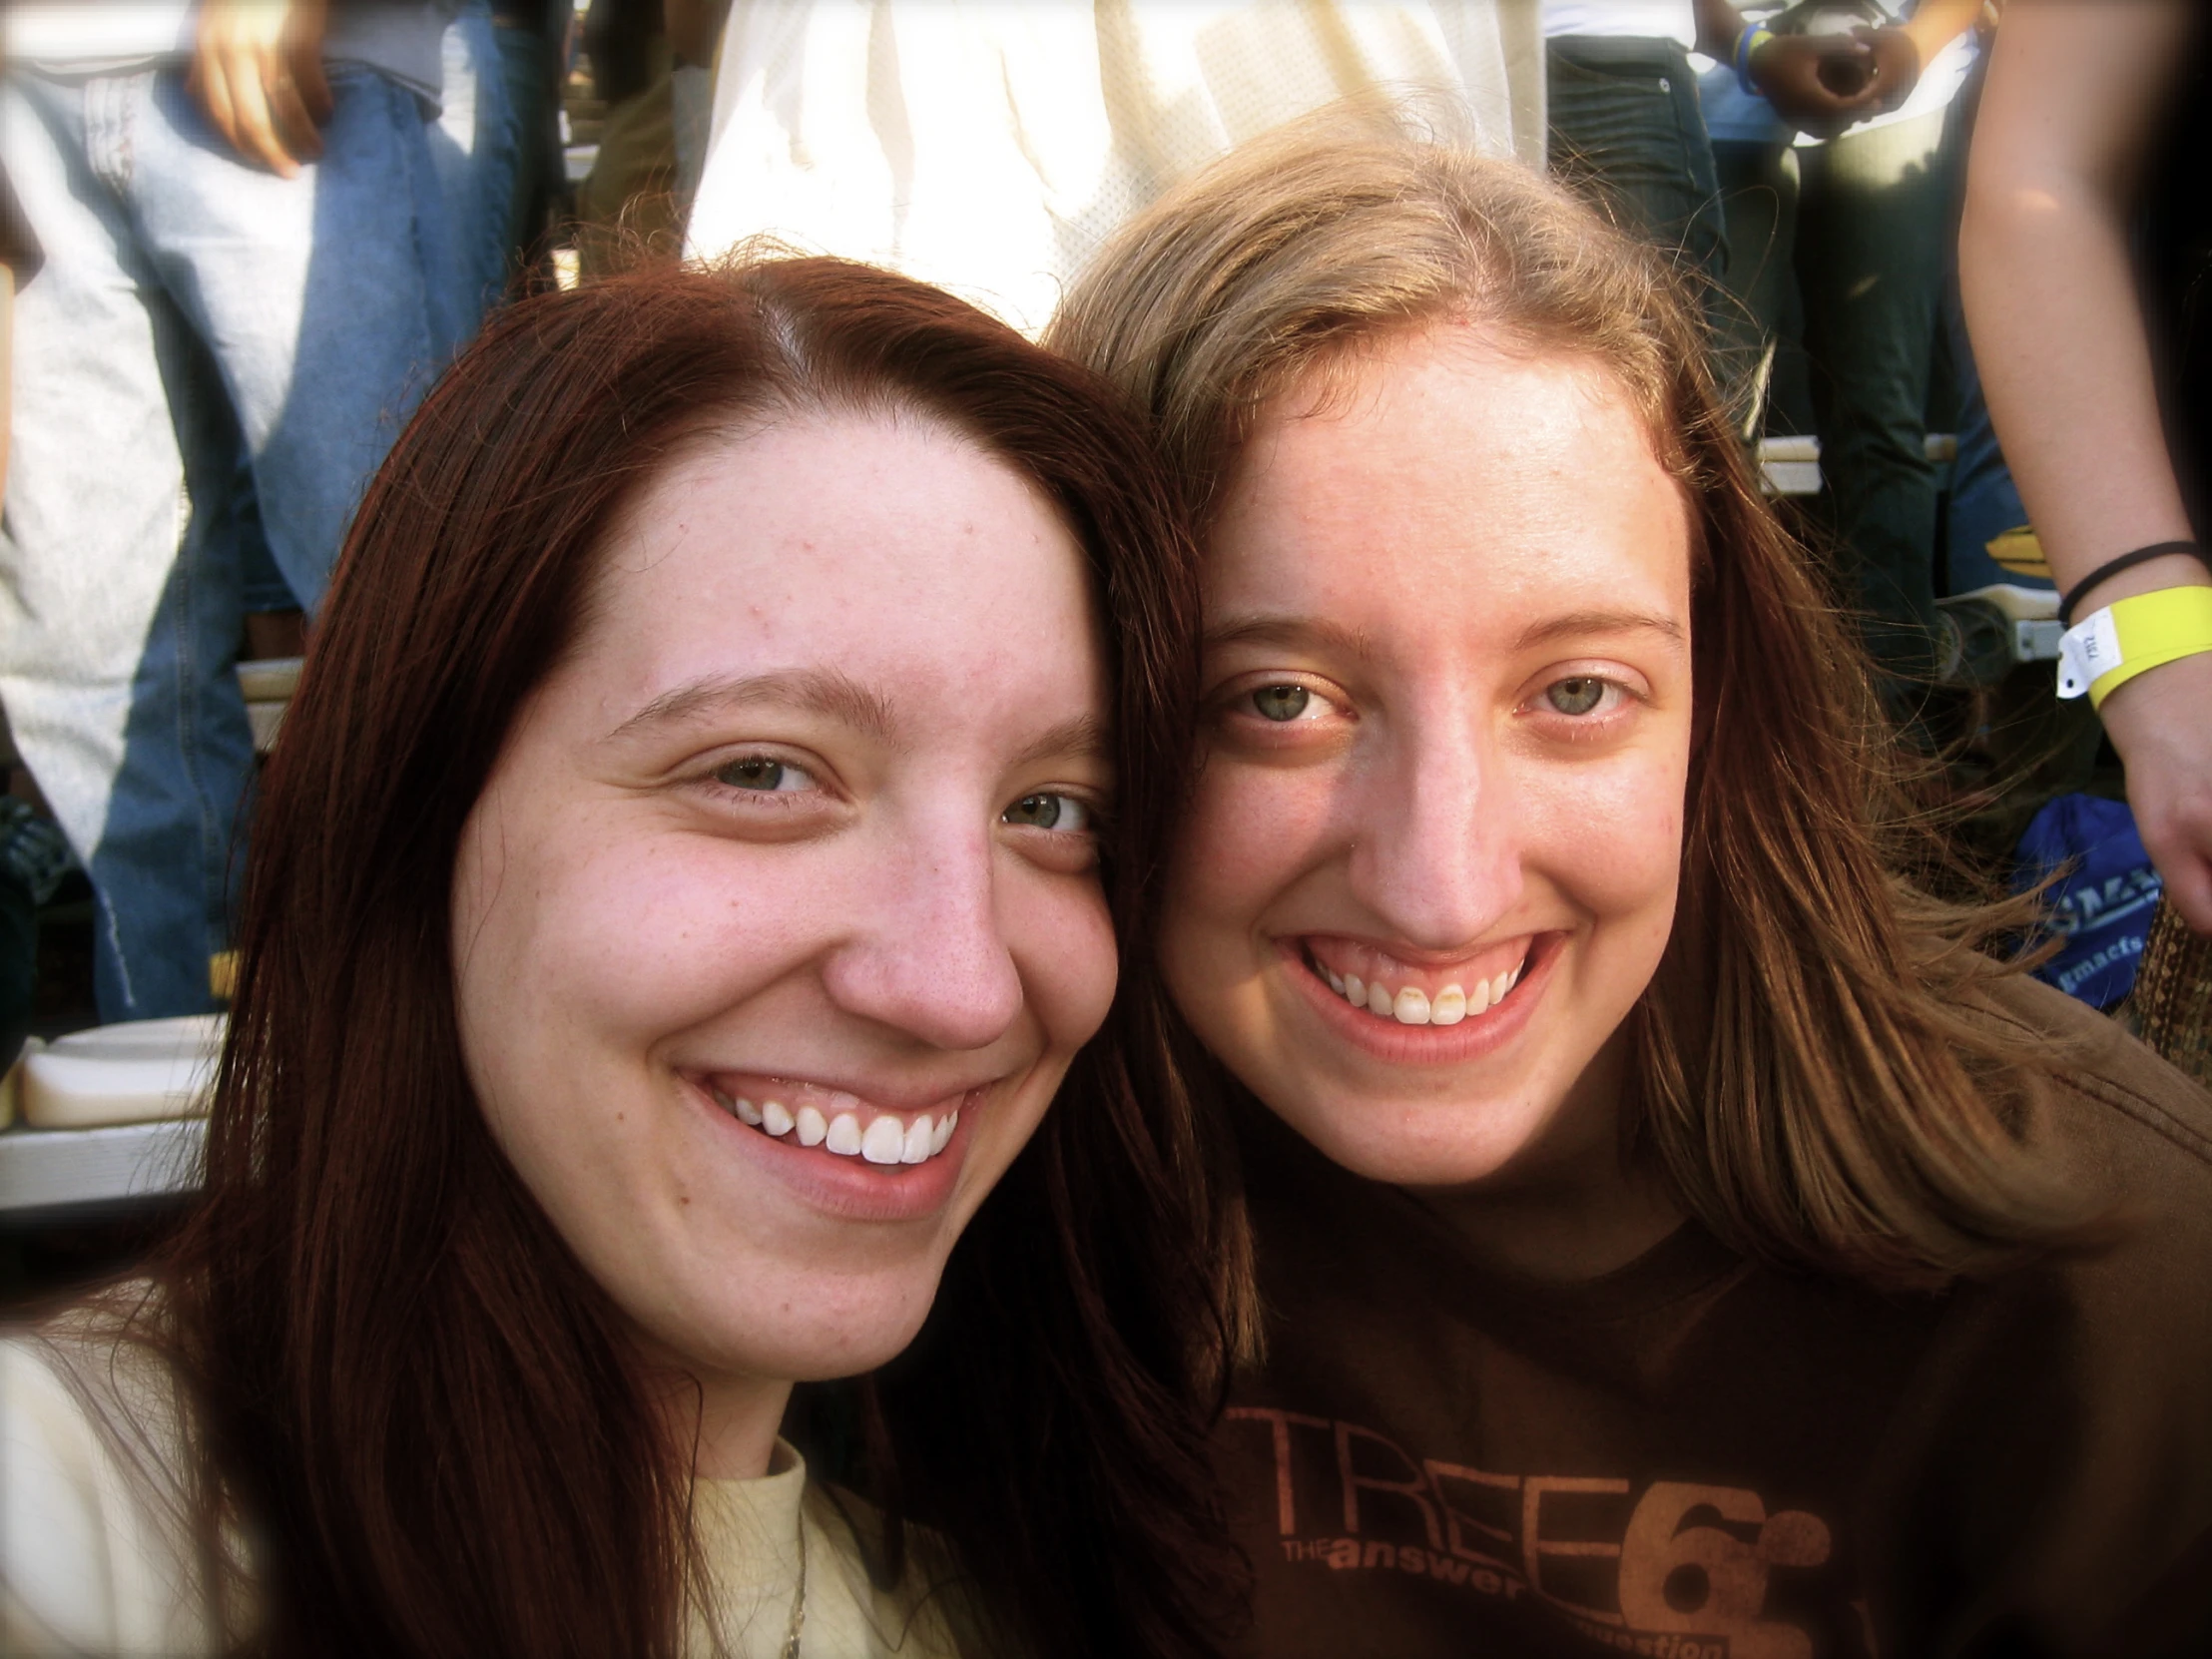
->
<box><xmin>2055</xmin><ymin>585</ymin><xmax>2212</xmax><ymax>709</ymax></box>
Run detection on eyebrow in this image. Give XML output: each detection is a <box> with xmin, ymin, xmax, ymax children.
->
<box><xmin>1011</xmin><ymin>714</ymin><xmax>1111</xmax><ymax>773</ymax></box>
<box><xmin>1202</xmin><ymin>615</ymin><xmax>1377</xmax><ymax>661</ymax></box>
<box><xmin>604</xmin><ymin>671</ymin><xmax>1110</xmax><ymax>771</ymax></box>
<box><xmin>1204</xmin><ymin>609</ymin><xmax>1683</xmax><ymax>659</ymax></box>
<box><xmin>606</xmin><ymin>668</ymin><xmax>899</xmax><ymax>746</ymax></box>
<box><xmin>1513</xmin><ymin>609</ymin><xmax>1686</xmax><ymax>651</ymax></box>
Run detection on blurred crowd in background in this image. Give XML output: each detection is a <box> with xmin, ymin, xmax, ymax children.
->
<box><xmin>1</xmin><ymin>0</ymin><xmax>2205</xmax><ymax>1064</ymax></box>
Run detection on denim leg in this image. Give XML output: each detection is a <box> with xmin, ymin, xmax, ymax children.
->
<box><xmin>130</xmin><ymin>68</ymin><xmax>458</xmax><ymax>617</ymax></box>
<box><xmin>4</xmin><ymin>67</ymin><xmax>452</xmax><ymax>1018</ymax></box>
<box><xmin>1934</xmin><ymin>86</ymin><xmax>2039</xmax><ymax>596</ymax></box>
<box><xmin>431</xmin><ymin>0</ymin><xmax>523</xmax><ymax>337</ymax></box>
<box><xmin>1546</xmin><ymin>38</ymin><xmax>1724</xmax><ymax>273</ymax></box>
<box><xmin>1941</xmin><ymin>274</ymin><xmax>2038</xmax><ymax>594</ymax></box>
<box><xmin>492</xmin><ymin>18</ymin><xmax>557</xmax><ymax>266</ymax></box>
<box><xmin>1</xmin><ymin>71</ymin><xmax>256</xmax><ymax>1017</ymax></box>
<box><xmin>1546</xmin><ymin>37</ymin><xmax>1730</xmax><ymax>369</ymax></box>
<box><xmin>1712</xmin><ymin>138</ymin><xmax>1804</xmax><ymax>438</ymax></box>
<box><xmin>232</xmin><ymin>454</ymin><xmax>299</xmax><ymax>614</ymax></box>
<box><xmin>1794</xmin><ymin>110</ymin><xmax>1950</xmax><ymax>691</ymax></box>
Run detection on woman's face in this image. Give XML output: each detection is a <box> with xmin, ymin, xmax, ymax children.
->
<box><xmin>1164</xmin><ymin>326</ymin><xmax>1694</xmax><ymax>1191</ymax></box>
<box><xmin>452</xmin><ymin>412</ymin><xmax>1116</xmax><ymax>1393</ymax></box>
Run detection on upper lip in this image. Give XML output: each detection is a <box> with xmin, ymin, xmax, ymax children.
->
<box><xmin>676</xmin><ymin>1066</ymin><xmax>1002</xmax><ymax>1116</ymax></box>
<box><xmin>1297</xmin><ymin>930</ymin><xmax>1538</xmax><ymax>971</ymax></box>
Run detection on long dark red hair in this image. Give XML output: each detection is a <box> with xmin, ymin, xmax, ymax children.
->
<box><xmin>141</xmin><ymin>258</ymin><xmax>1239</xmax><ymax>1656</ymax></box>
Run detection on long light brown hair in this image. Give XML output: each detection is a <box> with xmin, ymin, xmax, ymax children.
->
<box><xmin>1048</xmin><ymin>111</ymin><xmax>2087</xmax><ymax>1294</ymax></box>
<box><xmin>70</xmin><ymin>257</ymin><xmax>1240</xmax><ymax>1657</ymax></box>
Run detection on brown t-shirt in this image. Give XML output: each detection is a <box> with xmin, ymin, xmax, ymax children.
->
<box><xmin>1220</xmin><ymin>975</ymin><xmax>2212</xmax><ymax>1658</ymax></box>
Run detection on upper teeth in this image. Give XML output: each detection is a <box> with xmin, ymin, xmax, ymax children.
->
<box><xmin>710</xmin><ymin>1084</ymin><xmax>960</xmax><ymax>1163</ymax></box>
<box><xmin>1323</xmin><ymin>959</ymin><xmax>1522</xmax><ymax>1025</ymax></box>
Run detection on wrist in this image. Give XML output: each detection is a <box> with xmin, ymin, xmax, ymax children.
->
<box><xmin>2064</xmin><ymin>547</ymin><xmax>2210</xmax><ymax>626</ymax></box>
<box><xmin>1734</xmin><ymin>23</ymin><xmax>1775</xmax><ymax>94</ymax></box>
<box><xmin>2056</xmin><ymin>584</ymin><xmax>2212</xmax><ymax>709</ymax></box>
<box><xmin>2094</xmin><ymin>646</ymin><xmax>2212</xmax><ymax>754</ymax></box>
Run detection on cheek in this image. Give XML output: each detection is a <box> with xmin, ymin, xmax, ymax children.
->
<box><xmin>453</xmin><ymin>802</ymin><xmax>830</xmax><ymax>1092</ymax></box>
<box><xmin>1523</xmin><ymin>746</ymin><xmax>1688</xmax><ymax>935</ymax></box>
<box><xmin>1164</xmin><ymin>753</ymin><xmax>1340</xmax><ymax>940</ymax></box>
<box><xmin>1014</xmin><ymin>874</ymin><xmax>1119</xmax><ymax>1058</ymax></box>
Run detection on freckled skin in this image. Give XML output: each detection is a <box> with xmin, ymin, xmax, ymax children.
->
<box><xmin>1165</xmin><ymin>328</ymin><xmax>1695</xmax><ymax>1198</ymax></box>
<box><xmin>451</xmin><ymin>415</ymin><xmax>1116</xmax><ymax>1473</ymax></box>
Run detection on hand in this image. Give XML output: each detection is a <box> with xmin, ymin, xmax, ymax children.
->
<box><xmin>1749</xmin><ymin>34</ymin><xmax>1885</xmax><ymax>141</ymax></box>
<box><xmin>2098</xmin><ymin>651</ymin><xmax>2212</xmax><ymax>934</ymax></box>
<box><xmin>187</xmin><ymin>0</ymin><xmax>332</xmax><ymax>178</ymax></box>
<box><xmin>1858</xmin><ymin>26</ymin><xmax>1924</xmax><ymax>114</ymax></box>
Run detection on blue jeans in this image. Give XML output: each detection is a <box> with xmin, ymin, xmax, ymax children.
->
<box><xmin>1936</xmin><ymin>72</ymin><xmax>2038</xmax><ymax>598</ymax></box>
<box><xmin>1717</xmin><ymin>110</ymin><xmax>1952</xmax><ymax>697</ymax></box>
<box><xmin>432</xmin><ymin>0</ymin><xmax>525</xmax><ymax>333</ymax></box>
<box><xmin>1546</xmin><ymin>37</ymin><xmax>1735</xmax><ymax>390</ymax></box>
<box><xmin>1</xmin><ymin>66</ymin><xmax>459</xmax><ymax>1019</ymax></box>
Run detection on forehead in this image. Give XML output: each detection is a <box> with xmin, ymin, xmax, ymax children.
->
<box><xmin>1212</xmin><ymin>329</ymin><xmax>1691</xmax><ymax>641</ymax></box>
<box><xmin>591</xmin><ymin>411</ymin><xmax>1093</xmax><ymax>657</ymax></box>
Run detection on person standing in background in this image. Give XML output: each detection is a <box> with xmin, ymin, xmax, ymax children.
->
<box><xmin>684</xmin><ymin>1</ymin><xmax>1547</xmax><ymax>337</ymax></box>
<box><xmin>1542</xmin><ymin>0</ymin><xmax>1899</xmax><ymax>401</ymax></box>
<box><xmin>1</xmin><ymin>0</ymin><xmax>464</xmax><ymax>1022</ymax></box>
<box><xmin>1962</xmin><ymin>0</ymin><xmax>2212</xmax><ymax>934</ymax></box>
<box><xmin>1701</xmin><ymin>0</ymin><xmax>1983</xmax><ymax>732</ymax></box>
<box><xmin>573</xmin><ymin>0</ymin><xmax>681</xmax><ymax>277</ymax></box>
<box><xmin>0</xmin><ymin>162</ymin><xmax>73</xmax><ymax>1074</ymax></box>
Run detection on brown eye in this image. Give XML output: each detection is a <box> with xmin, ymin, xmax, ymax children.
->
<box><xmin>1546</xmin><ymin>678</ymin><xmax>1606</xmax><ymax>716</ymax></box>
<box><xmin>1252</xmin><ymin>685</ymin><xmax>1311</xmax><ymax>722</ymax></box>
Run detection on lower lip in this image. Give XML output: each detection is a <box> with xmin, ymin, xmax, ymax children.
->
<box><xmin>686</xmin><ymin>1080</ymin><xmax>977</xmax><ymax>1223</ymax></box>
<box><xmin>1282</xmin><ymin>936</ymin><xmax>1557</xmax><ymax>1065</ymax></box>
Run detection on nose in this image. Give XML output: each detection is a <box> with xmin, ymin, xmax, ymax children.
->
<box><xmin>1344</xmin><ymin>707</ymin><xmax>1523</xmax><ymax>950</ymax></box>
<box><xmin>820</xmin><ymin>818</ymin><xmax>1026</xmax><ymax>1052</ymax></box>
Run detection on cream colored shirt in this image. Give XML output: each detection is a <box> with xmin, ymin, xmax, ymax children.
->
<box><xmin>0</xmin><ymin>1323</ymin><xmax>960</xmax><ymax>1658</ymax></box>
<box><xmin>686</xmin><ymin>1</ymin><xmax>1547</xmax><ymax>334</ymax></box>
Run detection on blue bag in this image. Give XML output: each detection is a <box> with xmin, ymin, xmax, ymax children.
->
<box><xmin>2012</xmin><ymin>794</ymin><xmax>2163</xmax><ymax>1009</ymax></box>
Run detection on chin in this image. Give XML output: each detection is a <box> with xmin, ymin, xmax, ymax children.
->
<box><xmin>1288</xmin><ymin>1095</ymin><xmax>1540</xmax><ymax>1189</ymax></box>
<box><xmin>700</xmin><ymin>1274</ymin><xmax>948</xmax><ymax>1384</ymax></box>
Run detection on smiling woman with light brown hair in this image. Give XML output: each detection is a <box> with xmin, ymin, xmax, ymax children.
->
<box><xmin>1051</xmin><ymin>111</ymin><xmax>2212</xmax><ymax>1659</ymax></box>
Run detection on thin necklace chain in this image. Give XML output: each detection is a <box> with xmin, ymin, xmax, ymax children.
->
<box><xmin>778</xmin><ymin>1501</ymin><xmax>808</xmax><ymax>1659</ymax></box>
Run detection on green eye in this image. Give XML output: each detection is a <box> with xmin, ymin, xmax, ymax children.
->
<box><xmin>716</xmin><ymin>756</ymin><xmax>801</xmax><ymax>792</ymax></box>
<box><xmin>1004</xmin><ymin>793</ymin><xmax>1090</xmax><ymax>831</ymax></box>
<box><xmin>1546</xmin><ymin>678</ymin><xmax>1606</xmax><ymax>716</ymax></box>
<box><xmin>1252</xmin><ymin>684</ymin><xmax>1312</xmax><ymax>722</ymax></box>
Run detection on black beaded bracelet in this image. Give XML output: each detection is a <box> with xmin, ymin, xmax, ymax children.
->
<box><xmin>2058</xmin><ymin>540</ymin><xmax>2209</xmax><ymax>628</ymax></box>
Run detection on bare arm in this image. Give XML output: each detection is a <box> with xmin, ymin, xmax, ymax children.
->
<box><xmin>1961</xmin><ymin>0</ymin><xmax>2212</xmax><ymax>929</ymax></box>
<box><xmin>1898</xmin><ymin>0</ymin><xmax>1982</xmax><ymax>81</ymax></box>
<box><xmin>1690</xmin><ymin>0</ymin><xmax>1749</xmax><ymax>61</ymax></box>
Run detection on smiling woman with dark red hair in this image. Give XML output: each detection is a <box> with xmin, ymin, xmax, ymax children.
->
<box><xmin>0</xmin><ymin>258</ymin><xmax>1241</xmax><ymax>1659</ymax></box>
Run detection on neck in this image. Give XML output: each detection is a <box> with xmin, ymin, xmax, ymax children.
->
<box><xmin>638</xmin><ymin>1356</ymin><xmax>796</xmax><ymax>1480</ymax></box>
<box><xmin>1408</xmin><ymin>1032</ymin><xmax>1685</xmax><ymax>1283</ymax></box>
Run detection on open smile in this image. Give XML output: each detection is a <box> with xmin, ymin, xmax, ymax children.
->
<box><xmin>1304</xmin><ymin>935</ymin><xmax>1530</xmax><ymax>1026</ymax></box>
<box><xmin>689</xmin><ymin>1072</ymin><xmax>975</xmax><ymax>1168</ymax></box>
<box><xmin>1283</xmin><ymin>932</ymin><xmax>1560</xmax><ymax>1061</ymax></box>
